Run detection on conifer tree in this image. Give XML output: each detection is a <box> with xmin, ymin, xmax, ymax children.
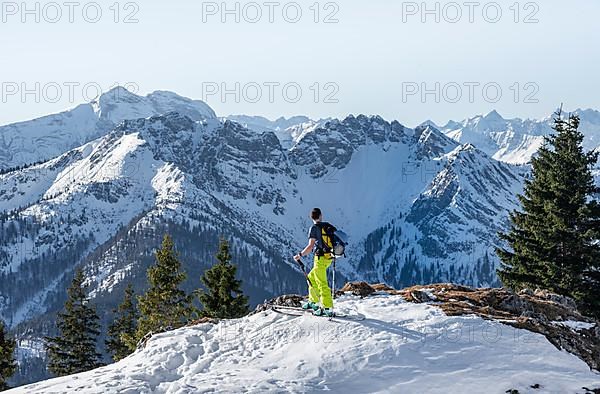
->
<box><xmin>45</xmin><ymin>269</ymin><xmax>102</xmax><ymax>376</ymax></box>
<box><xmin>198</xmin><ymin>238</ymin><xmax>249</xmax><ymax>319</ymax></box>
<box><xmin>0</xmin><ymin>319</ymin><xmax>17</xmax><ymax>391</ymax></box>
<box><xmin>106</xmin><ymin>284</ymin><xmax>138</xmax><ymax>362</ymax></box>
<box><xmin>135</xmin><ymin>235</ymin><xmax>194</xmax><ymax>341</ymax></box>
<box><xmin>497</xmin><ymin>112</ymin><xmax>600</xmax><ymax>317</ymax></box>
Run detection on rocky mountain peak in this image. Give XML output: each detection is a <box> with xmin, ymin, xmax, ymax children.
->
<box><xmin>413</xmin><ymin>124</ymin><xmax>458</xmax><ymax>158</ymax></box>
<box><xmin>482</xmin><ymin>109</ymin><xmax>505</xmax><ymax>122</ymax></box>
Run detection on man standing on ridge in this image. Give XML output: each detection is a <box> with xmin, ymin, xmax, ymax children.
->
<box><xmin>294</xmin><ymin>208</ymin><xmax>335</xmax><ymax>317</ymax></box>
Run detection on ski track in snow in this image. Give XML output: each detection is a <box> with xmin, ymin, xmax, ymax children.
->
<box><xmin>12</xmin><ymin>294</ymin><xmax>600</xmax><ymax>394</ymax></box>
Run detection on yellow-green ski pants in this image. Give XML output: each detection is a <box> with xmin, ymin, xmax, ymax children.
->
<box><xmin>307</xmin><ymin>255</ymin><xmax>333</xmax><ymax>308</ymax></box>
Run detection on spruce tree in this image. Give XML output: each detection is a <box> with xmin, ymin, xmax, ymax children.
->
<box><xmin>0</xmin><ymin>320</ymin><xmax>16</xmax><ymax>391</ymax></box>
<box><xmin>497</xmin><ymin>112</ymin><xmax>600</xmax><ymax>317</ymax></box>
<box><xmin>45</xmin><ymin>269</ymin><xmax>103</xmax><ymax>376</ymax></box>
<box><xmin>198</xmin><ymin>238</ymin><xmax>249</xmax><ymax>319</ymax></box>
<box><xmin>135</xmin><ymin>235</ymin><xmax>194</xmax><ymax>341</ymax></box>
<box><xmin>106</xmin><ymin>284</ymin><xmax>139</xmax><ymax>362</ymax></box>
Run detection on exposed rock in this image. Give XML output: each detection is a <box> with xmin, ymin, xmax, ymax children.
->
<box><xmin>398</xmin><ymin>284</ymin><xmax>600</xmax><ymax>371</ymax></box>
<box><xmin>187</xmin><ymin>317</ymin><xmax>219</xmax><ymax>326</ymax></box>
<box><xmin>339</xmin><ymin>281</ymin><xmax>375</xmax><ymax>297</ymax></box>
<box><xmin>409</xmin><ymin>289</ymin><xmax>436</xmax><ymax>303</ymax></box>
<box><xmin>371</xmin><ymin>283</ymin><xmax>396</xmax><ymax>292</ymax></box>
<box><xmin>253</xmin><ymin>294</ymin><xmax>304</xmax><ymax>313</ymax></box>
<box><xmin>534</xmin><ymin>289</ymin><xmax>578</xmax><ymax>310</ymax></box>
<box><xmin>518</xmin><ymin>288</ymin><xmax>534</xmax><ymax>296</ymax></box>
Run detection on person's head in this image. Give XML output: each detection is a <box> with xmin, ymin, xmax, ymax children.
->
<box><xmin>311</xmin><ymin>208</ymin><xmax>322</xmax><ymax>222</ymax></box>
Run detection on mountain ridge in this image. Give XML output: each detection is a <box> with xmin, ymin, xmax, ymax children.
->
<box><xmin>0</xmin><ymin>87</ymin><xmax>216</xmax><ymax>171</ymax></box>
<box><xmin>439</xmin><ymin>108</ymin><xmax>600</xmax><ymax>164</ymax></box>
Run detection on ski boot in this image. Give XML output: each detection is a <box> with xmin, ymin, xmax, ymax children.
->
<box><xmin>302</xmin><ymin>301</ymin><xmax>319</xmax><ymax>311</ymax></box>
<box><xmin>313</xmin><ymin>307</ymin><xmax>334</xmax><ymax>317</ymax></box>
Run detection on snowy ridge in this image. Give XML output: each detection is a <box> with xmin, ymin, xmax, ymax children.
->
<box><xmin>0</xmin><ymin>87</ymin><xmax>215</xmax><ymax>171</ymax></box>
<box><xmin>441</xmin><ymin>109</ymin><xmax>600</xmax><ymax>164</ymax></box>
<box><xmin>10</xmin><ymin>294</ymin><xmax>600</xmax><ymax>394</ymax></box>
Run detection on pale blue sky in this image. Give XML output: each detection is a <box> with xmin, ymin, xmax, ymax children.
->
<box><xmin>1</xmin><ymin>0</ymin><xmax>599</xmax><ymax>126</ymax></box>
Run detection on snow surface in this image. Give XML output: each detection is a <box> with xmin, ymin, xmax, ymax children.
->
<box><xmin>12</xmin><ymin>294</ymin><xmax>600</xmax><ymax>394</ymax></box>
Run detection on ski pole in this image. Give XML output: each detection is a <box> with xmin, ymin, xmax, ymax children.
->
<box><xmin>295</xmin><ymin>257</ymin><xmax>312</xmax><ymax>287</ymax></box>
<box><xmin>331</xmin><ymin>256</ymin><xmax>336</xmax><ymax>316</ymax></box>
<box><xmin>331</xmin><ymin>257</ymin><xmax>336</xmax><ymax>299</ymax></box>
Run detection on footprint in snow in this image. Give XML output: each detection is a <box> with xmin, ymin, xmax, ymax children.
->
<box><xmin>186</xmin><ymin>335</ymin><xmax>204</xmax><ymax>344</ymax></box>
<box><xmin>185</xmin><ymin>345</ymin><xmax>205</xmax><ymax>361</ymax></box>
<box><xmin>164</xmin><ymin>353</ymin><xmax>185</xmax><ymax>370</ymax></box>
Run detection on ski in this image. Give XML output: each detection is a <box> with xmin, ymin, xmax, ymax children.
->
<box><xmin>270</xmin><ymin>305</ymin><xmax>366</xmax><ymax>321</ymax></box>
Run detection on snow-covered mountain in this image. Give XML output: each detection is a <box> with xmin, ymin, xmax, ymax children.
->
<box><xmin>0</xmin><ymin>87</ymin><xmax>216</xmax><ymax>171</ymax></box>
<box><xmin>224</xmin><ymin>115</ymin><xmax>329</xmax><ymax>148</ymax></box>
<box><xmin>440</xmin><ymin>109</ymin><xmax>600</xmax><ymax>164</ymax></box>
<box><xmin>1</xmin><ymin>112</ymin><xmax>525</xmax><ymax>329</ymax></box>
<box><xmin>10</xmin><ymin>292</ymin><xmax>600</xmax><ymax>394</ymax></box>
<box><xmin>1</xmin><ymin>105</ymin><xmax>531</xmax><ymax>387</ymax></box>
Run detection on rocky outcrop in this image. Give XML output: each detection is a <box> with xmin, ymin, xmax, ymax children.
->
<box><xmin>338</xmin><ymin>281</ymin><xmax>376</xmax><ymax>297</ymax></box>
<box><xmin>253</xmin><ymin>294</ymin><xmax>305</xmax><ymax>313</ymax></box>
<box><xmin>397</xmin><ymin>283</ymin><xmax>599</xmax><ymax>371</ymax></box>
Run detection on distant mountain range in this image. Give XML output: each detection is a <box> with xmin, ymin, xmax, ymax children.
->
<box><xmin>1</xmin><ymin>87</ymin><xmax>598</xmax><ymax>386</ymax></box>
<box><xmin>437</xmin><ymin>109</ymin><xmax>600</xmax><ymax>164</ymax></box>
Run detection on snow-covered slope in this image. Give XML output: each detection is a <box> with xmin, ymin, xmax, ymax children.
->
<box><xmin>11</xmin><ymin>293</ymin><xmax>600</xmax><ymax>394</ymax></box>
<box><xmin>0</xmin><ymin>87</ymin><xmax>216</xmax><ymax>171</ymax></box>
<box><xmin>441</xmin><ymin>109</ymin><xmax>600</xmax><ymax>164</ymax></box>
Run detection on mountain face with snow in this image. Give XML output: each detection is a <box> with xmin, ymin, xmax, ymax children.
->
<box><xmin>2</xmin><ymin>111</ymin><xmax>522</xmax><ymax>325</ymax></box>
<box><xmin>9</xmin><ymin>291</ymin><xmax>600</xmax><ymax>394</ymax></box>
<box><xmin>441</xmin><ymin>109</ymin><xmax>600</xmax><ymax>165</ymax></box>
<box><xmin>1</xmin><ymin>106</ymin><xmax>529</xmax><ymax>385</ymax></box>
<box><xmin>225</xmin><ymin>114</ymin><xmax>312</xmax><ymax>132</ymax></box>
<box><xmin>1</xmin><ymin>89</ymin><xmax>598</xmax><ymax>387</ymax></box>
<box><xmin>0</xmin><ymin>87</ymin><xmax>216</xmax><ymax>171</ymax></box>
<box><xmin>224</xmin><ymin>115</ymin><xmax>329</xmax><ymax>149</ymax></box>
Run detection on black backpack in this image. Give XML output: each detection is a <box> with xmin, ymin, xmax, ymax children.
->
<box><xmin>315</xmin><ymin>222</ymin><xmax>347</xmax><ymax>258</ymax></box>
